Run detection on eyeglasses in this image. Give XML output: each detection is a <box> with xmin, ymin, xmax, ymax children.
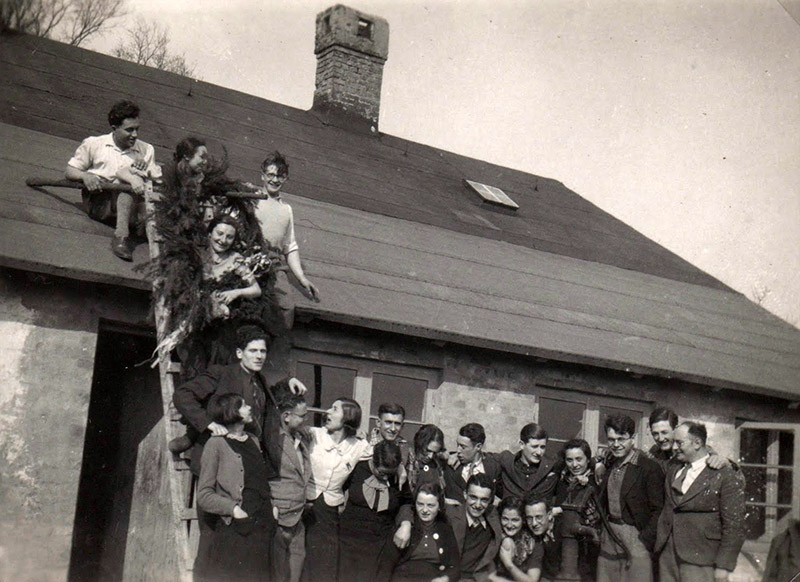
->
<box><xmin>263</xmin><ymin>171</ymin><xmax>287</xmax><ymax>181</ymax></box>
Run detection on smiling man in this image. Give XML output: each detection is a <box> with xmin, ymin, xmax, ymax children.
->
<box><xmin>494</xmin><ymin>423</ymin><xmax>561</xmax><ymax>503</ymax></box>
<box><xmin>444</xmin><ymin>422</ymin><xmax>501</xmax><ymax>503</ymax></box>
<box><xmin>597</xmin><ymin>414</ymin><xmax>664</xmax><ymax>582</ymax></box>
<box><xmin>66</xmin><ymin>100</ymin><xmax>161</xmax><ymax>260</ymax></box>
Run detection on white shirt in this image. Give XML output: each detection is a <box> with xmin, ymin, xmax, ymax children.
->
<box><xmin>306</xmin><ymin>426</ymin><xmax>372</xmax><ymax>506</ymax></box>
<box><xmin>681</xmin><ymin>454</ymin><xmax>709</xmax><ymax>493</ymax></box>
<box><xmin>254</xmin><ymin>194</ymin><xmax>300</xmax><ymax>255</ymax></box>
<box><xmin>461</xmin><ymin>457</ymin><xmax>486</xmax><ymax>483</ymax></box>
<box><xmin>68</xmin><ymin>133</ymin><xmax>161</xmax><ymax>182</ymax></box>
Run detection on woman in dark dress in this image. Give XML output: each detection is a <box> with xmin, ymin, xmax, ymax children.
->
<box><xmin>376</xmin><ymin>481</ymin><xmax>460</xmax><ymax>582</ymax></box>
<box><xmin>553</xmin><ymin>438</ymin><xmax>601</xmax><ymax>582</ymax></box>
<box><xmin>338</xmin><ymin>440</ymin><xmax>404</xmax><ymax>582</ymax></box>
<box><xmin>194</xmin><ymin>393</ymin><xmax>275</xmax><ymax>582</ymax></box>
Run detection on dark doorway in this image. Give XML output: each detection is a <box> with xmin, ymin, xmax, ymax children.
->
<box><xmin>68</xmin><ymin>322</ymin><xmax>160</xmax><ymax>582</ymax></box>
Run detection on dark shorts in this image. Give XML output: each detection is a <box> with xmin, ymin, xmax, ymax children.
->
<box><xmin>82</xmin><ymin>187</ymin><xmax>117</xmax><ymax>223</ymax></box>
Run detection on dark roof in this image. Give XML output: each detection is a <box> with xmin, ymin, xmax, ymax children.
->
<box><xmin>2</xmin><ymin>31</ymin><xmax>800</xmax><ymax>399</ymax></box>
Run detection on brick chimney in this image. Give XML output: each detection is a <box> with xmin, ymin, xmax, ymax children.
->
<box><xmin>312</xmin><ymin>4</ymin><xmax>389</xmax><ymax>133</ymax></box>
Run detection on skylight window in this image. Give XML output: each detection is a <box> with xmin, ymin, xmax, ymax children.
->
<box><xmin>464</xmin><ymin>179</ymin><xmax>519</xmax><ymax>210</ymax></box>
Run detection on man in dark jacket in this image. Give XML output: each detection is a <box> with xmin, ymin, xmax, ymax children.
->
<box><xmin>656</xmin><ymin>422</ymin><xmax>745</xmax><ymax>582</ymax></box>
<box><xmin>444</xmin><ymin>422</ymin><xmax>502</xmax><ymax>503</ymax></box>
<box><xmin>494</xmin><ymin>423</ymin><xmax>562</xmax><ymax>502</ymax></box>
<box><xmin>597</xmin><ymin>414</ymin><xmax>664</xmax><ymax>582</ymax></box>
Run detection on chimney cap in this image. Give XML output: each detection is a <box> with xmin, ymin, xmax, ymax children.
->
<box><xmin>315</xmin><ymin>4</ymin><xmax>389</xmax><ymax>61</ymax></box>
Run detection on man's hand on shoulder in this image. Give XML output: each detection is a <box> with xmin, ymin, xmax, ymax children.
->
<box><xmin>394</xmin><ymin>521</ymin><xmax>412</xmax><ymax>549</ymax></box>
<box><xmin>207</xmin><ymin>422</ymin><xmax>228</xmax><ymax>436</ymax></box>
<box><xmin>706</xmin><ymin>453</ymin><xmax>730</xmax><ymax>471</ymax></box>
<box><xmin>288</xmin><ymin>377</ymin><xmax>308</xmax><ymax>396</ymax></box>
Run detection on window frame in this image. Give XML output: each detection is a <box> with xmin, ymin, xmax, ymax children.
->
<box><xmin>290</xmin><ymin>348</ymin><xmax>442</xmax><ymax>433</ymax></box>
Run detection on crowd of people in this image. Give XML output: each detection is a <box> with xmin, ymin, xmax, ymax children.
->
<box><xmin>65</xmin><ymin>100</ymin><xmax>749</xmax><ymax>582</ymax></box>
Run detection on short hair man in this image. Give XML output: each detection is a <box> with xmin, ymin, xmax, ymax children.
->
<box><xmin>270</xmin><ymin>392</ymin><xmax>311</xmax><ymax>582</ymax></box>
<box><xmin>66</xmin><ymin>100</ymin><xmax>161</xmax><ymax>260</ymax></box>
<box><xmin>370</xmin><ymin>402</ymin><xmax>410</xmax><ymax>486</ymax></box>
<box><xmin>646</xmin><ymin>406</ymin><xmax>731</xmax><ymax>474</ymax></box>
<box><xmin>494</xmin><ymin>423</ymin><xmax>560</xmax><ymax>502</ymax></box>
<box><xmin>444</xmin><ymin>422</ymin><xmax>501</xmax><ymax>503</ymax></box>
<box><xmin>655</xmin><ymin>422</ymin><xmax>745</xmax><ymax>582</ymax></box>
<box><xmin>524</xmin><ymin>496</ymin><xmax>561</xmax><ymax>581</ymax></box>
<box><xmin>596</xmin><ymin>414</ymin><xmax>664</xmax><ymax>582</ymax></box>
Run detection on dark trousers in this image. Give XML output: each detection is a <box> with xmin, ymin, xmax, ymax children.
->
<box><xmin>301</xmin><ymin>495</ymin><xmax>339</xmax><ymax>582</ymax></box>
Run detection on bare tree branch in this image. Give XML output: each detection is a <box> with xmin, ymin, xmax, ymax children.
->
<box><xmin>112</xmin><ymin>17</ymin><xmax>197</xmax><ymax>77</ymax></box>
<box><xmin>1</xmin><ymin>0</ymin><xmax>125</xmax><ymax>46</ymax></box>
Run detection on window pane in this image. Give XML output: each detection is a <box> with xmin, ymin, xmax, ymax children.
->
<box><xmin>743</xmin><ymin>466</ymin><xmax>767</xmax><ymax>504</ymax></box>
<box><xmin>598</xmin><ymin>406</ymin><xmax>641</xmax><ymax>446</ymax></box>
<box><xmin>538</xmin><ymin>397</ymin><xmax>585</xmax><ymax>443</ymax></box>
<box><xmin>744</xmin><ymin>504</ymin><xmax>766</xmax><ymax>540</ymax></box>
<box><xmin>739</xmin><ymin>429</ymin><xmax>768</xmax><ymax>464</ymax></box>
<box><xmin>370</xmin><ymin>373</ymin><xmax>428</xmax><ymax>443</ymax></box>
<box><xmin>295</xmin><ymin>362</ymin><xmax>357</xmax><ymax>427</ymax></box>
<box><xmin>779</xmin><ymin>431</ymin><xmax>794</xmax><ymax>466</ymax></box>
<box><xmin>778</xmin><ymin>469</ymin><xmax>793</xmax><ymax>505</ymax></box>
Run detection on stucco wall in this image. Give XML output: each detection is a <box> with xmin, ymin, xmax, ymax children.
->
<box><xmin>0</xmin><ymin>269</ymin><xmax>150</xmax><ymax>582</ymax></box>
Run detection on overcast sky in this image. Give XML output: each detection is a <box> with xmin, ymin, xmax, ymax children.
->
<box><xmin>87</xmin><ymin>0</ymin><xmax>800</xmax><ymax>325</ymax></box>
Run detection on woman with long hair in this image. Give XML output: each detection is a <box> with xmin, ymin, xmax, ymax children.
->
<box><xmin>194</xmin><ymin>392</ymin><xmax>275</xmax><ymax>582</ymax></box>
<box><xmin>303</xmin><ymin>397</ymin><xmax>372</xmax><ymax>582</ymax></box>
<box><xmin>406</xmin><ymin>424</ymin><xmax>447</xmax><ymax>494</ymax></box>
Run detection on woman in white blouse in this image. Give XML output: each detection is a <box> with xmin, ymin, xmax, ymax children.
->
<box><xmin>303</xmin><ymin>397</ymin><xmax>372</xmax><ymax>582</ymax></box>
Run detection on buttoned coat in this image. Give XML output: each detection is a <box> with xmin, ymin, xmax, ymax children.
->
<box><xmin>197</xmin><ymin>434</ymin><xmax>261</xmax><ymax>525</ymax></box>
<box><xmin>655</xmin><ymin>463</ymin><xmax>745</xmax><ymax>571</ymax></box>
<box><xmin>493</xmin><ymin>450</ymin><xmax>561</xmax><ymax>502</ymax></box>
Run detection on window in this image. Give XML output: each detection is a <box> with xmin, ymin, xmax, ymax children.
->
<box><xmin>737</xmin><ymin>423</ymin><xmax>800</xmax><ymax>544</ymax></box>
<box><xmin>534</xmin><ymin>384</ymin><xmax>649</xmax><ymax>458</ymax></box>
<box><xmin>357</xmin><ymin>18</ymin><xmax>373</xmax><ymax>39</ymax></box>
<box><xmin>464</xmin><ymin>179</ymin><xmax>519</xmax><ymax>210</ymax></box>
<box><xmin>291</xmin><ymin>350</ymin><xmax>440</xmax><ymax>436</ymax></box>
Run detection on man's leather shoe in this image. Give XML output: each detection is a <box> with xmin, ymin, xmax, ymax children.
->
<box><xmin>111</xmin><ymin>236</ymin><xmax>133</xmax><ymax>261</ymax></box>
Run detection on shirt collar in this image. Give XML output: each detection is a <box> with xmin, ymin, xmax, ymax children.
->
<box><xmin>689</xmin><ymin>454</ymin><xmax>709</xmax><ymax>471</ymax></box>
<box><xmin>466</xmin><ymin>513</ymin><xmax>487</xmax><ymax>529</ymax></box>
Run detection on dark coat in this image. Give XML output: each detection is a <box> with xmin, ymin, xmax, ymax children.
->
<box><xmin>655</xmin><ymin>462</ymin><xmax>745</xmax><ymax>571</ymax></box>
<box><xmin>173</xmin><ymin>362</ymin><xmax>291</xmax><ymax>476</ymax></box>
<box><xmin>445</xmin><ymin>504</ymin><xmax>504</xmax><ymax>581</ymax></box>
<box><xmin>493</xmin><ymin>450</ymin><xmax>561</xmax><ymax>502</ymax></box>
<box><xmin>598</xmin><ymin>449</ymin><xmax>664</xmax><ymax>552</ymax></box>
<box><xmin>376</xmin><ymin>513</ymin><xmax>461</xmax><ymax>582</ymax></box>
<box><xmin>443</xmin><ymin>454</ymin><xmax>503</xmax><ymax>504</ymax></box>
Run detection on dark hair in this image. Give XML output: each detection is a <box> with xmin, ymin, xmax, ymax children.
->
<box><xmin>498</xmin><ymin>495</ymin><xmax>525</xmax><ymax>519</ymax></box>
<box><xmin>560</xmin><ymin>438</ymin><xmax>592</xmax><ymax>462</ymax></box>
<box><xmin>207</xmin><ymin>214</ymin><xmax>241</xmax><ymax>246</ymax></box>
<box><xmin>649</xmin><ymin>407</ymin><xmax>679</xmax><ymax>430</ymax></box>
<box><xmin>373</xmin><ymin>440</ymin><xmax>402</xmax><ymax>471</ymax></box>
<box><xmin>235</xmin><ymin>324</ymin><xmax>270</xmax><ymax>351</ymax></box>
<box><xmin>108</xmin><ymin>100</ymin><xmax>140</xmax><ymax>127</ymax></box>
<box><xmin>459</xmin><ymin>422</ymin><xmax>486</xmax><ymax>446</ymax></box>
<box><xmin>466</xmin><ymin>472</ymin><xmax>495</xmax><ymax>496</ymax></box>
<box><xmin>520</xmin><ymin>423</ymin><xmax>548</xmax><ymax>443</ymax></box>
<box><xmin>335</xmin><ymin>397</ymin><xmax>362</xmax><ymax>437</ymax></box>
<box><xmin>604</xmin><ymin>414</ymin><xmax>636</xmax><ymax>437</ymax></box>
<box><xmin>260</xmin><ymin>151</ymin><xmax>289</xmax><ymax>177</ymax></box>
<box><xmin>208</xmin><ymin>393</ymin><xmax>245</xmax><ymax>427</ymax></box>
<box><xmin>680</xmin><ymin>421</ymin><xmax>708</xmax><ymax>446</ymax></box>
<box><xmin>174</xmin><ymin>136</ymin><xmax>206</xmax><ymax>163</ymax></box>
<box><xmin>414</xmin><ymin>480</ymin><xmax>445</xmax><ymax>519</ymax></box>
<box><xmin>523</xmin><ymin>493</ymin><xmax>552</xmax><ymax>513</ymax></box>
<box><xmin>414</xmin><ymin>424</ymin><xmax>445</xmax><ymax>457</ymax></box>
<box><xmin>276</xmin><ymin>390</ymin><xmax>306</xmax><ymax>414</ymax></box>
<box><xmin>378</xmin><ymin>402</ymin><xmax>406</xmax><ymax>419</ymax></box>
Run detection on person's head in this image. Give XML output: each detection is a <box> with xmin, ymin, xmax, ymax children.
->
<box><xmin>413</xmin><ymin>424</ymin><xmax>445</xmax><ymax>463</ymax></box>
<box><xmin>649</xmin><ymin>407</ymin><xmax>679</xmax><ymax>453</ymax></box>
<box><xmin>672</xmin><ymin>421</ymin><xmax>708</xmax><ymax>464</ymax></box>
<box><xmin>107</xmin><ymin>100</ymin><xmax>140</xmax><ymax>150</ymax></box>
<box><xmin>414</xmin><ymin>481</ymin><xmax>444</xmax><ymax>525</ymax></box>
<box><xmin>208</xmin><ymin>392</ymin><xmax>251</xmax><ymax>428</ymax></box>
<box><xmin>497</xmin><ymin>496</ymin><xmax>526</xmax><ymax>538</ymax></box>
<box><xmin>604</xmin><ymin>415</ymin><xmax>637</xmax><ymax>459</ymax></box>
<box><xmin>464</xmin><ymin>473</ymin><xmax>494</xmax><ymax>520</ymax></box>
<box><xmin>260</xmin><ymin>151</ymin><xmax>289</xmax><ymax>196</ymax></box>
<box><xmin>325</xmin><ymin>397</ymin><xmax>361</xmax><ymax>437</ymax></box>
<box><xmin>519</xmin><ymin>423</ymin><xmax>548</xmax><ymax>465</ymax></box>
<box><xmin>234</xmin><ymin>325</ymin><xmax>270</xmax><ymax>373</ymax></box>
<box><xmin>372</xmin><ymin>440</ymin><xmax>402</xmax><ymax>482</ymax></box>
<box><xmin>276</xmin><ymin>391</ymin><xmax>307</xmax><ymax>434</ymax></box>
<box><xmin>456</xmin><ymin>423</ymin><xmax>486</xmax><ymax>465</ymax></box>
<box><xmin>207</xmin><ymin>214</ymin><xmax>240</xmax><ymax>254</ymax></box>
<box><xmin>524</xmin><ymin>496</ymin><xmax>553</xmax><ymax>537</ymax></box>
<box><xmin>376</xmin><ymin>403</ymin><xmax>405</xmax><ymax>442</ymax></box>
<box><xmin>561</xmin><ymin>438</ymin><xmax>592</xmax><ymax>477</ymax></box>
<box><xmin>174</xmin><ymin>136</ymin><xmax>208</xmax><ymax>174</ymax></box>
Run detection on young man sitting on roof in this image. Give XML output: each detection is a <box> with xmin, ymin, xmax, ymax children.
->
<box><xmin>65</xmin><ymin>99</ymin><xmax>161</xmax><ymax>261</ymax></box>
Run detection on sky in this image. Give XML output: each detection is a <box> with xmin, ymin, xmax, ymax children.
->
<box><xmin>87</xmin><ymin>0</ymin><xmax>800</xmax><ymax>326</ymax></box>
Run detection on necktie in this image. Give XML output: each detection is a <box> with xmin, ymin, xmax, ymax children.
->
<box><xmin>673</xmin><ymin>464</ymin><xmax>689</xmax><ymax>494</ymax></box>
